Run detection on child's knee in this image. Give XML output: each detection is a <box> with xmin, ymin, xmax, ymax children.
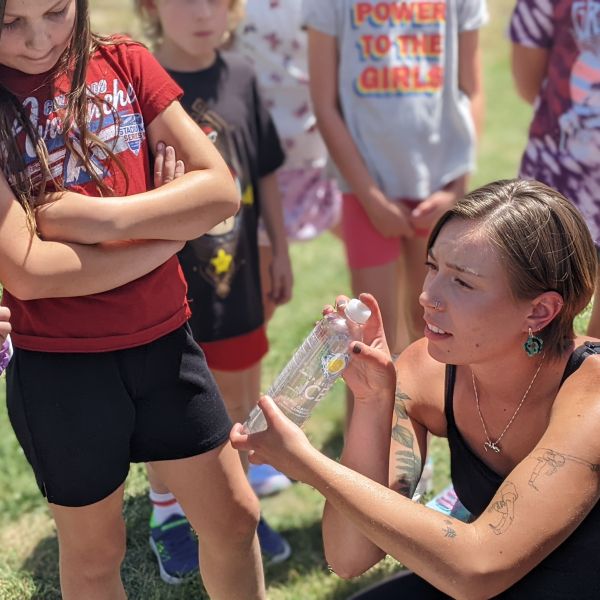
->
<box><xmin>60</xmin><ymin>524</ymin><xmax>126</xmax><ymax>580</ymax></box>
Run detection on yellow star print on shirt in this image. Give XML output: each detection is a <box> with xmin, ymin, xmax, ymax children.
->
<box><xmin>211</xmin><ymin>248</ymin><xmax>233</xmax><ymax>275</ymax></box>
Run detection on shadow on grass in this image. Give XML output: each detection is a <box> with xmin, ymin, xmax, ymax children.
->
<box><xmin>21</xmin><ymin>534</ymin><xmax>61</xmax><ymax>600</ymax></box>
<box><xmin>18</xmin><ymin>490</ymin><xmax>388</xmax><ymax>600</ymax></box>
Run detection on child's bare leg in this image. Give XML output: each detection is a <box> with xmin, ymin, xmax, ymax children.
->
<box><xmin>399</xmin><ymin>234</ymin><xmax>430</xmax><ymax>344</ymax></box>
<box><xmin>350</xmin><ymin>260</ymin><xmax>400</xmax><ymax>349</ymax></box>
<box><xmin>259</xmin><ymin>244</ymin><xmax>276</xmax><ymax>322</ymax></box>
<box><xmin>394</xmin><ymin>259</ymin><xmax>411</xmax><ymax>354</ymax></box>
<box><xmin>149</xmin><ymin>445</ymin><xmax>265</xmax><ymax>600</ymax></box>
<box><xmin>49</xmin><ymin>484</ymin><xmax>127</xmax><ymax>600</ymax></box>
<box><xmin>212</xmin><ymin>362</ymin><xmax>262</xmax><ymax>471</ymax></box>
<box><xmin>146</xmin><ymin>462</ymin><xmax>169</xmax><ymax>493</ymax></box>
<box><xmin>346</xmin><ymin>260</ymin><xmax>400</xmax><ymax>425</ymax></box>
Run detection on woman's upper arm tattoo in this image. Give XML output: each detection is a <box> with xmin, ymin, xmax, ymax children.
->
<box><xmin>391</xmin><ymin>387</ymin><xmax>421</xmax><ymax>498</ymax></box>
<box><xmin>528</xmin><ymin>448</ymin><xmax>600</xmax><ymax>491</ymax></box>
<box><xmin>485</xmin><ymin>449</ymin><xmax>600</xmax><ymax>536</ymax></box>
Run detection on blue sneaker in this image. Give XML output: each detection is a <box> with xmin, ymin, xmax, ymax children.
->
<box><xmin>257</xmin><ymin>517</ymin><xmax>291</xmax><ymax>564</ymax></box>
<box><xmin>149</xmin><ymin>514</ymin><xmax>199</xmax><ymax>584</ymax></box>
<box><xmin>248</xmin><ymin>464</ymin><xmax>292</xmax><ymax>497</ymax></box>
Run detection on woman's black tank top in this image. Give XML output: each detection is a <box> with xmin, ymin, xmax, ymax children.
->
<box><xmin>445</xmin><ymin>342</ymin><xmax>600</xmax><ymax>599</ymax></box>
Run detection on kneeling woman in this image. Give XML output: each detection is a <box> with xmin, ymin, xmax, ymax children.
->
<box><xmin>232</xmin><ymin>179</ymin><xmax>600</xmax><ymax>599</ymax></box>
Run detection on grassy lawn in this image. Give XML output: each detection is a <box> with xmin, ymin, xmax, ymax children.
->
<box><xmin>0</xmin><ymin>1</ymin><xmax>557</xmax><ymax>599</ymax></box>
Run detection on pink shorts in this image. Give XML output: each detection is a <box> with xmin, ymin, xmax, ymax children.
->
<box><xmin>199</xmin><ymin>326</ymin><xmax>268</xmax><ymax>372</ymax></box>
<box><xmin>341</xmin><ymin>194</ymin><xmax>430</xmax><ymax>270</ymax></box>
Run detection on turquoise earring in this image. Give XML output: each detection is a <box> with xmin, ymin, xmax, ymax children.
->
<box><xmin>524</xmin><ymin>327</ymin><xmax>543</xmax><ymax>357</ymax></box>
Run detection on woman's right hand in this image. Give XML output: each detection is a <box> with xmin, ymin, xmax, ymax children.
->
<box><xmin>230</xmin><ymin>395</ymin><xmax>320</xmax><ymax>484</ymax></box>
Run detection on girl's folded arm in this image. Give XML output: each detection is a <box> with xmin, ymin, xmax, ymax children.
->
<box><xmin>35</xmin><ymin>101</ymin><xmax>240</xmax><ymax>245</ymax></box>
<box><xmin>0</xmin><ymin>174</ymin><xmax>183</xmax><ymax>300</ymax></box>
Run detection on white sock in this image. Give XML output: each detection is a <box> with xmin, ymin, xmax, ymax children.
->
<box><xmin>149</xmin><ymin>489</ymin><xmax>186</xmax><ymax>526</ymax></box>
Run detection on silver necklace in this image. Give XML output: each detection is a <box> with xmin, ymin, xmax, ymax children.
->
<box><xmin>471</xmin><ymin>356</ymin><xmax>545</xmax><ymax>453</ymax></box>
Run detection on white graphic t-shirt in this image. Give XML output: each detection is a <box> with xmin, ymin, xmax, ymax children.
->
<box><xmin>302</xmin><ymin>0</ymin><xmax>488</xmax><ymax>199</ymax></box>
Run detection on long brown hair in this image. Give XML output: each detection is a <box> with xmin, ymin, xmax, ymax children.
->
<box><xmin>0</xmin><ymin>0</ymin><xmax>128</xmax><ymax>230</ymax></box>
<box><xmin>427</xmin><ymin>179</ymin><xmax>598</xmax><ymax>359</ymax></box>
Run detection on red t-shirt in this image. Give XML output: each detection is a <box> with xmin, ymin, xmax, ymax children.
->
<box><xmin>1</xmin><ymin>40</ymin><xmax>191</xmax><ymax>352</ymax></box>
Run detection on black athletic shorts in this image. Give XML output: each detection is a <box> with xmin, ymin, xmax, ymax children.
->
<box><xmin>6</xmin><ymin>324</ymin><xmax>232</xmax><ymax>507</ymax></box>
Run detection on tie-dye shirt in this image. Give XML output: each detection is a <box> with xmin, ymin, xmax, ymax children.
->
<box><xmin>510</xmin><ymin>0</ymin><xmax>600</xmax><ymax>246</ymax></box>
<box><xmin>302</xmin><ymin>0</ymin><xmax>488</xmax><ymax>200</ymax></box>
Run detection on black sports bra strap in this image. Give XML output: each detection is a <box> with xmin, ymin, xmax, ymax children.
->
<box><xmin>560</xmin><ymin>341</ymin><xmax>600</xmax><ymax>386</ymax></box>
<box><xmin>444</xmin><ymin>343</ymin><xmax>600</xmax><ymax>428</ymax></box>
<box><xmin>444</xmin><ymin>364</ymin><xmax>457</xmax><ymax>426</ymax></box>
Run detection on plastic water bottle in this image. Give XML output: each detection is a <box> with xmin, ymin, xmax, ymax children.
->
<box><xmin>244</xmin><ymin>299</ymin><xmax>371</xmax><ymax>433</ymax></box>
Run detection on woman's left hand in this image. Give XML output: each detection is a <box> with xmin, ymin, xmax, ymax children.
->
<box><xmin>230</xmin><ymin>395</ymin><xmax>319</xmax><ymax>483</ymax></box>
<box><xmin>338</xmin><ymin>293</ymin><xmax>396</xmax><ymax>404</ymax></box>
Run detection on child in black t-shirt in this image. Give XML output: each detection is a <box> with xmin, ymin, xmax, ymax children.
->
<box><xmin>134</xmin><ymin>0</ymin><xmax>293</xmax><ymax>583</ymax></box>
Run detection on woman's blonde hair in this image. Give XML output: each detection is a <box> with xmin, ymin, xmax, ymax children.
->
<box><xmin>134</xmin><ymin>0</ymin><xmax>246</xmax><ymax>46</ymax></box>
<box><xmin>0</xmin><ymin>0</ymin><xmax>129</xmax><ymax>231</ymax></box>
<box><xmin>427</xmin><ymin>179</ymin><xmax>598</xmax><ymax>359</ymax></box>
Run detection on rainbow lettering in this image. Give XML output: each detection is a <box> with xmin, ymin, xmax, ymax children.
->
<box><xmin>354</xmin><ymin>65</ymin><xmax>444</xmax><ymax>97</ymax></box>
<box><xmin>352</xmin><ymin>1</ymin><xmax>446</xmax><ymax>28</ymax></box>
<box><xmin>357</xmin><ymin>33</ymin><xmax>443</xmax><ymax>61</ymax></box>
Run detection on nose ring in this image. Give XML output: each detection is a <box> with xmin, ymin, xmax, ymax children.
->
<box><xmin>434</xmin><ymin>300</ymin><xmax>441</xmax><ymax>311</ymax></box>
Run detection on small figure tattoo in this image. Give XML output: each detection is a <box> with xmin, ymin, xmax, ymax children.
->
<box><xmin>488</xmin><ymin>481</ymin><xmax>518</xmax><ymax>535</ymax></box>
<box><xmin>529</xmin><ymin>448</ymin><xmax>600</xmax><ymax>491</ymax></box>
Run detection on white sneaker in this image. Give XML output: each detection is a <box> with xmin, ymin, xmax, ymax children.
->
<box><xmin>248</xmin><ymin>464</ymin><xmax>292</xmax><ymax>497</ymax></box>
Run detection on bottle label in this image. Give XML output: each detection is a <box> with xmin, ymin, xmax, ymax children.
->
<box><xmin>321</xmin><ymin>352</ymin><xmax>349</xmax><ymax>377</ymax></box>
<box><xmin>291</xmin><ymin>351</ymin><xmax>349</xmax><ymax>405</ymax></box>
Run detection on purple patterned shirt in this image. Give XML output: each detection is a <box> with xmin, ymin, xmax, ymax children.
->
<box><xmin>510</xmin><ymin>0</ymin><xmax>600</xmax><ymax>245</ymax></box>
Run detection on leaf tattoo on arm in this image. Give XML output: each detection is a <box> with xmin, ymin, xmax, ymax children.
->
<box><xmin>442</xmin><ymin>519</ymin><xmax>457</xmax><ymax>539</ymax></box>
<box><xmin>391</xmin><ymin>390</ymin><xmax>421</xmax><ymax>498</ymax></box>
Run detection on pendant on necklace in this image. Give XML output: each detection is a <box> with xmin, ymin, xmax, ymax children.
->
<box><xmin>484</xmin><ymin>441</ymin><xmax>501</xmax><ymax>453</ymax></box>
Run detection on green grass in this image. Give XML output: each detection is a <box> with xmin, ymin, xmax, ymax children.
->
<box><xmin>0</xmin><ymin>1</ymin><xmax>553</xmax><ymax>598</ymax></box>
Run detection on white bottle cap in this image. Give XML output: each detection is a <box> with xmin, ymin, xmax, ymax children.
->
<box><xmin>344</xmin><ymin>298</ymin><xmax>371</xmax><ymax>324</ymax></box>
